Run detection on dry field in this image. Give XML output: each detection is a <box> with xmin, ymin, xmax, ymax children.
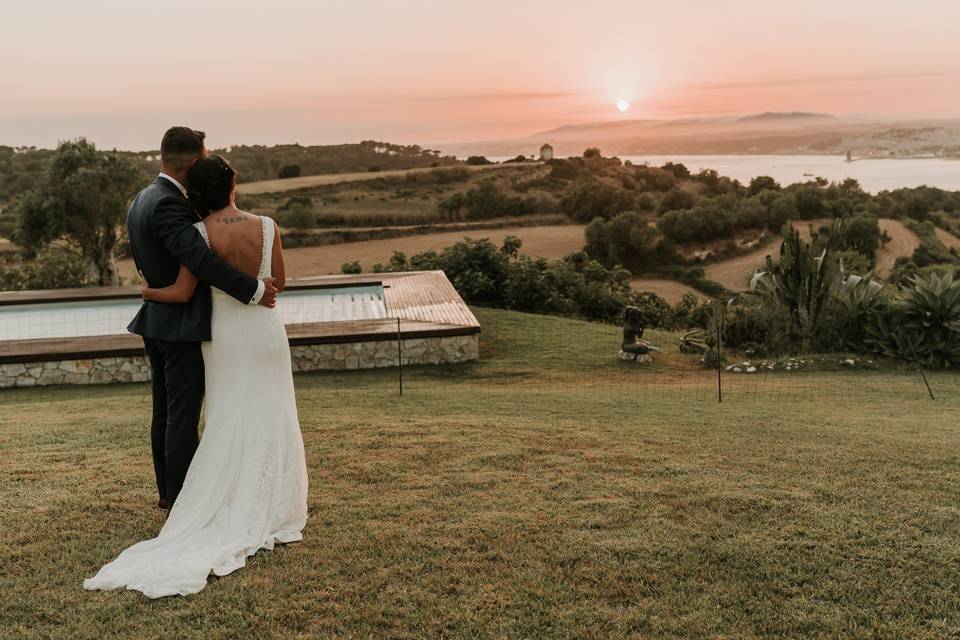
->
<box><xmin>629</xmin><ymin>278</ymin><xmax>704</xmax><ymax>304</ymax></box>
<box><xmin>702</xmin><ymin>220</ymin><xmax>824</xmax><ymax>292</ymax></box>
<box><xmin>875</xmin><ymin>219</ymin><xmax>921</xmax><ymax>277</ymax></box>
<box><xmin>935</xmin><ymin>226</ymin><xmax>960</xmax><ymax>252</ymax></box>
<box><xmin>117</xmin><ymin>225</ymin><xmax>586</xmax><ymax>281</ymax></box>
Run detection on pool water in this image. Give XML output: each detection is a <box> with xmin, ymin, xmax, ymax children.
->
<box><xmin>0</xmin><ymin>285</ymin><xmax>388</xmax><ymax>341</ymax></box>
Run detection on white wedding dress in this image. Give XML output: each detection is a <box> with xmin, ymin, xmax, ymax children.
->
<box><xmin>84</xmin><ymin>218</ymin><xmax>308</xmax><ymax>598</ymax></box>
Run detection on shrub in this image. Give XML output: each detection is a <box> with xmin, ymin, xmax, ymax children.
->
<box><xmin>716</xmin><ymin>300</ymin><xmax>791</xmax><ymax>355</ymax></box>
<box><xmin>0</xmin><ymin>245</ymin><xmax>91</xmax><ymax>290</ymax></box>
<box><xmin>749</xmin><ymin>175</ymin><xmax>780</xmax><ymax>195</ymax></box>
<box><xmin>465</xmin><ymin>156</ymin><xmax>493</xmax><ymax>165</ymax></box>
<box><xmin>278</xmin><ymin>164</ymin><xmax>301</xmax><ymax>179</ymax></box>
<box><xmin>371</xmin><ymin>237</ymin><xmax>633</xmax><ymax>321</ymax></box>
<box><xmin>585</xmin><ymin>211</ymin><xmax>680</xmax><ymax>273</ymax></box>
<box><xmin>561</xmin><ymin>181</ymin><xmax>635</xmax><ymax>223</ymax></box>
<box><xmin>862</xmin><ymin>271</ymin><xmax>960</xmax><ymax>368</ymax></box>
<box><xmin>636</xmin><ymin>193</ymin><xmax>656</xmax><ymax>212</ymax></box>
<box><xmin>731</xmin><ymin>197</ymin><xmax>770</xmax><ymax>230</ymax></box>
<box><xmin>462</xmin><ymin>182</ymin><xmax>536</xmax><ymax>220</ymax></box>
<box><xmin>658</xmin><ymin>202</ymin><xmax>732</xmax><ymax>243</ymax></box>
<box><xmin>902</xmin><ymin>218</ymin><xmax>959</xmax><ymax>266</ymax></box>
<box><xmin>835</xmin><ymin>249</ymin><xmax>872</xmax><ymax>275</ymax></box>
<box><xmin>829</xmin><ymin>215</ymin><xmax>881</xmax><ymax>258</ymax></box>
<box><xmin>767</xmin><ymin>193</ymin><xmax>797</xmax><ymax>230</ymax></box>
<box><xmin>629</xmin><ymin>291</ymin><xmax>673</xmax><ymax>328</ymax></box>
<box><xmin>660</xmin><ymin>162</ymin><xmax>691</xmax><ymax>179</ymax></box>
<box><xmin>793</xmin><ymin>186</ymin><xmax>828</xmax><ymax>219</ymax></box>
<box><xmin>657</xmin><ymin>187</ymin><xmax>695</xmax><ymax>214</ymax></box>
<box><xmin>341</xmin><ymin>261</ymin><xmax>361</xmax><ymax>274</ymax></box>
<box><xmin>547</xmin><ymin>159</ymin><xmax>581</xmax><ymax>180</ymax></box>
<box><xmin>274</xmin><ymin>204</ymin><xmax>315</xmax><ymax>229</ymax></box>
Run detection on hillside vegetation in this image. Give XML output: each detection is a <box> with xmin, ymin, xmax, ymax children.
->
<box><xmin>4</xmin><ymin>144</ymin><xmax>960</xmax><ymax>304</ymax></box>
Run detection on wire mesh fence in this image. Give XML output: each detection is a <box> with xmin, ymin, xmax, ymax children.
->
<box><xmin>396</xmin><ymin>304</ymin><xmax>958</xmax><ymax>406</ymax></box>
<box><xmin>0</xmin><ymin>291</ymin><xmax>957</xmax><ymax>406</ymax></box>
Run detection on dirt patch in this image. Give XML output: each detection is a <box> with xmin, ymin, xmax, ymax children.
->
<box><xmin>875</xmin><ymin>219</ymin><xmax>920</xmax><ymax>277</ymax></box>
<box><xmin>629</xmin><ymin>279</ymin><xmax>705</xmax><ymax>304</ymax></box>
<box><xmin>702</xmin><ymin>219</ymin><xmax>843</xmax><ymax>291</ymax></box>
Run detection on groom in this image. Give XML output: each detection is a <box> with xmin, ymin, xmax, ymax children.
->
<box><xmin>127</xmin><ymin>126</ymin><xmax>278</xmax><ymax>509</ymax></box>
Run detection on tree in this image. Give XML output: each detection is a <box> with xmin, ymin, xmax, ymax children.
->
<box><xmin>16</xmin><ymin>139</ymin><xmax>142</xmax><ymax>286</ymax></box>
<box><xmin>438</xmin><ymin>193</ymin><xmax>465</xmax><ymax>222</ymax></box>
<box><xmin>829</xmin><ymin>214</ymin><xmax>881</xmax><ymax>258</ymax></box>
<box><xmin>341</xmin><ymin>261</ymin><xmax>362</xmax><ymax>274</ymax></box>
<box><xmin>657</xmin><ymin>187</ymin><xmax>695</xmax><ymax>214</ymax></box>
<box><xmin>661</xmin><ymin>162</ymin><xmax>691</xmax><ymax>179</ymax></box>
<box><xmin>278</xmin><ymin>163</ymin><xmax>302</xmax><ymax>179</ymax></box>
<box><xmin>561</xmin><ymin>181</ymin><xmax>635</xmax><ymax>223</ymax></box>
<box><xmin>749</xmin><ymin>175</ymin><xmax>780</xmax><ymax>195</ymax></box>
<box><xmin>582</xmin><ymin>147</ymin><xmax>601</xmax><ymax>159</ymax></box>
<box><xmin>585</xmin><ymin>211</ymin><xmax>675</xmax><ymax>272</ymax></box>
<box><xmin>793</xmin><ymin>186</ymin><xmax>827</xmax><ymax>219</ymax></box>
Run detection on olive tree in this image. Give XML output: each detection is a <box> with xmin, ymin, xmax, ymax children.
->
<box><xmin>16</xmin><ymin>139</ymin><xmax>143</xmax><ymax>286</ymax></box>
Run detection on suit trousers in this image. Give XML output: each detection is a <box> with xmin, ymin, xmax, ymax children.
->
<box><xmin>143</xmin><ymin>338</ymin><xmax>205</xmax><ymax>507</ymax></box>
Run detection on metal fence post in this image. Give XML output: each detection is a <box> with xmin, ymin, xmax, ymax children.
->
<box><xmin>716</xmin><ymin>301</ymin><xmax>723</xmax><ymax>404</ymax></box>
<box><xmin>397</xmin><ymin>317</ymin><xmax>404</xmax><ymax>396</ymax></box>
<box><xmin>909</xmin><ymin>341</ymin><xmax>935</xmax><ymax>401</ymax></box>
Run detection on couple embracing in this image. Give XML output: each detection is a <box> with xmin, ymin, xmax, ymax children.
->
<box><xmin>84</xmin><ymin>127</ymin><xmax>308</xmax><ymax>598</ymax></box>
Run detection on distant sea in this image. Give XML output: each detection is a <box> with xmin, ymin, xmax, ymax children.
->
<box><xmin>490</xmin><ymin>155</ymin><xmax>960</xmax><ymax>193</ymax></box>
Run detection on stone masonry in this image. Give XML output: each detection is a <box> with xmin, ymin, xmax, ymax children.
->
<box><xmin>0</xmin><ymin>334</ymin><xmax>479</xmax><ymax>389</ymax></box>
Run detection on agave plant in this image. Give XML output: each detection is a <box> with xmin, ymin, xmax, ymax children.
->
<box><xmin>900</xmin><ymin>271</ymin><xmax>960</xmax><ymax>367</ymax></box>
<box><xmin>863</xmin><ymin>271</ymin><xmax>960</xmax><ymax>368</ymax></box>
<box><xmin>752</xmin><ymin>223</ymin><xmax>839</xmax><ymax>351</ymax></box>
<box><xmin>833</xmin><ymin>273</ymin><xmax>886</xmax><ymax>352</ymax></box>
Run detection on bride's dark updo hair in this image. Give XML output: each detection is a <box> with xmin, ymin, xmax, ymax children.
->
<box><xmin>187</xmin><ymin>154</ymin><xmax>236</xmax><ymax>218</ymax></box>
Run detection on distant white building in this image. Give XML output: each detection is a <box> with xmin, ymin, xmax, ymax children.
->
<box><xmin>539</xmin><ymin>143</ymin><xmax>554</xmax><ymax>161</ymax></box>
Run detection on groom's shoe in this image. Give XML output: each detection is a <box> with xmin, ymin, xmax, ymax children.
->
<box><xmin>157</xmin><ymin>498</ymin><xmax>169</xmax><ymax>510</ymax></box>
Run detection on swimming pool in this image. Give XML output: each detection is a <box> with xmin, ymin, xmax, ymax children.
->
<box><xmin>0</xmin><ymin>272</ymin><xmax>480</xmax><ymax>388</ymax></box>
<box><xmin>0</xmin><ymin>284</ymin><xmax>388</xmax><ymax>341</ymax></box>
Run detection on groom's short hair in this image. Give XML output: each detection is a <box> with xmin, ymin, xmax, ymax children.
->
<box><xmin>160</xmin><ymin>126</ymin><xmax>206</xmax><ymax>171</ymax></box>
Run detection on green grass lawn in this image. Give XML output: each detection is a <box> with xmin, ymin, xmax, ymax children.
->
<box><xmin>2</xmin><ymin>308</ymin><xmax>959</xmax><ymax>639</ymax></box>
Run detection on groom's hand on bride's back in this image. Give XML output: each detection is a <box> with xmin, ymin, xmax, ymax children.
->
<box><xmin>258</xmin><ymin>277</ymin><xmax>278</xmax><ymax>308</ymax></box>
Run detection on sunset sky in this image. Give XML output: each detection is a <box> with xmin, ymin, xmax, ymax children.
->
<box><xmin>2</xmin><ymin>0</ymin><xmax>959</xmax><ymax>150</ymax></box>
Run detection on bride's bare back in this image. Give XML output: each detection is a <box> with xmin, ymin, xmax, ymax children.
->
<box><xmin>203</xmin><ymin>208</ymin><xmax>267</xmax><ymax>278</ymax></box>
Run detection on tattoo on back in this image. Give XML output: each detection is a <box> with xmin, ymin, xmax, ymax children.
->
<box><xmin>216</xmin><ymin>216</ymin><xmax>245</xmax><ymax>225</ymax></box>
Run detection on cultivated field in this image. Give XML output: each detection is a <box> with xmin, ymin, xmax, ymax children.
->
<box><xmin>2</xmin><ymin>308</ymin><xmax>959</xmax><ymax>638</ymax></box>
<box><xmin>237</xmin><ymin>163</ymin><xmax>537</xmax><ymax>195</ymax></box>
<box><xmin>935</xmin><ymin>226</ymin><xmax>960</xmax><ymax>251</ymax></box>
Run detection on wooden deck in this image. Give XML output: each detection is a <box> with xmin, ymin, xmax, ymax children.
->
<box><xmin>0</xmin><ymin>271</ymin><xmax>479</xmax><ymax>364</ymax></box>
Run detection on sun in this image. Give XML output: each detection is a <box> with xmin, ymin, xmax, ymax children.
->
<box><xmin>616</xmin><ymin>99</ymin><xmax>630</xmax><ymax>112</ymax></box>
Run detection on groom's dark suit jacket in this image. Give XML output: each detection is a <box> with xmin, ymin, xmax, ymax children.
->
<box><xmin>126</xmin><ymin>177</ymin><xmax>259</xmax><ymax>342</ymax></box>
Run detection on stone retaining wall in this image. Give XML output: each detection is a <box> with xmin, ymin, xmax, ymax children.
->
<box><xmin>0</xmin><ymin>334</ymin><xmax>479</xmax><ymax>389</ymax></box>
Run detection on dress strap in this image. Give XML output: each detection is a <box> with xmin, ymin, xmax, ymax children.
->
<box><xmin>194</xmin><ymin>221</ymin><xmax>210</xmax><ymax>248</ymax></box>
<box><xmin>258</xmin><ymin>216</ymin><xmax>273</xmax><ymax>279</ymax></box>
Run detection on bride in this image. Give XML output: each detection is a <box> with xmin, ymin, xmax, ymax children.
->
<box><xmin>84</xmin><ymin>155</ymin><xmax>309</xmax><ymax>598</ymax></box>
